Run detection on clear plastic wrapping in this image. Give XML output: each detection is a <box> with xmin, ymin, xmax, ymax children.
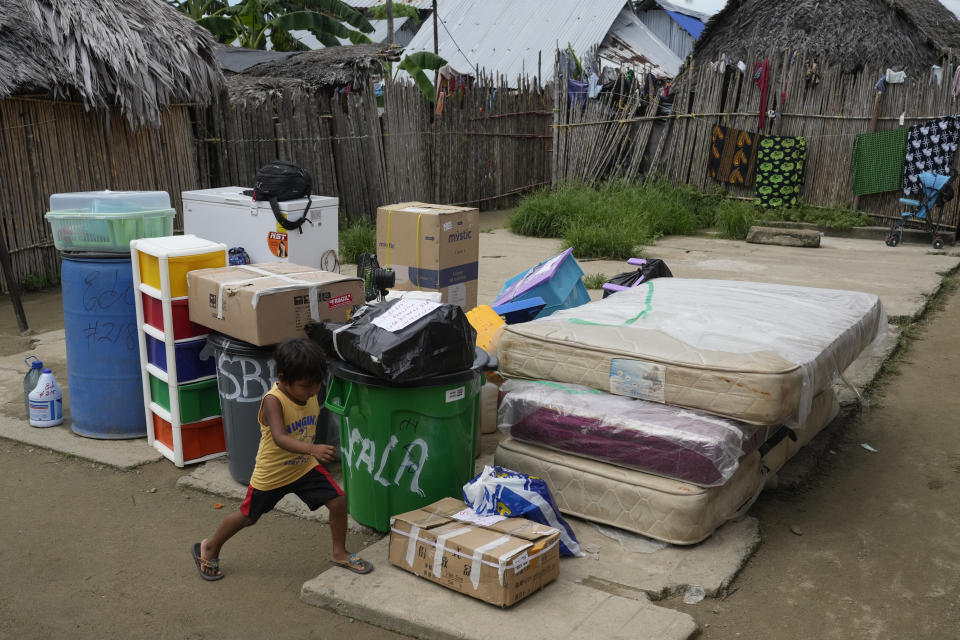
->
<box><xmin>500</xmin><ymin>279</ymin><xmax>887</xmax><ymax>426</ymax></box>
<box><xmin>498</xmin><ymin>380</ymin><xmax>760</xmax><ymax>486</ymax></box>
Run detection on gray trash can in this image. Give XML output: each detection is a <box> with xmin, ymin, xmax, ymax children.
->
<box><xmin>207</xmin><ymin>333</ymin><xmax>339</xmax><ymax>484</ymax></box>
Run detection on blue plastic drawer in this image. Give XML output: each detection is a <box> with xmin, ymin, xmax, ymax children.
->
<box><xmin>145</xmin><ymin>335</ymin><xmax>216</xmax><ymax>382</ymax></box>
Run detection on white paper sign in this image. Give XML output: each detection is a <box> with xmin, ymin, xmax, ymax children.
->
<box><xmin>371</xmin><ymin>299</ymin><xmax>441</xmax><ymax>332</ymax></box>
<box><xmin>445</xmin><ymin>386</ymin><xmax>465</xmax><ymax>403</ymax></box>
<box><xmin>452</xmin><ymin>508</ymin><xmax>507</xmax><ymax>527</ymax></box>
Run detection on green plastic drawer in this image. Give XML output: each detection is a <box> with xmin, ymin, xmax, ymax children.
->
<box><xmin>149</xmin><ymin>374</ymin><xmax>221</xmax><ymax>423</ymax></box>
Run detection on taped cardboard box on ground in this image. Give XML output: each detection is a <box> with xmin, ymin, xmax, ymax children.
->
<box><xmin>187</xmin><ymin>263</ymin><xmax>364</xmax><ymax>346</ymax></box>
<box><xmin>388</xmin><ymin>497</ymin><xmax>560</xmax><ymax>607</ymax></box>
<box><xmin>376</xmin><ymin>202</ymin><xmax>479</xmax><ymax>310</ymax></box>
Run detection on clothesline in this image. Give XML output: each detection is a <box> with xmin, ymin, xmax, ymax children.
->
<box><xmin>553</xmin><ymin>111</ymin><xmax>960</xmax><ymax>130</ymax></box>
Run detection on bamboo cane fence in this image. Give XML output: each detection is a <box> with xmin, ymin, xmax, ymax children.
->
<box><xmin>0</xmin><ymin>99</ymin><xmax>199</xmax><ymax>293</ymax></box>
<box><xmin>576</xmin><ymin>52</ymin><xmax>960</xmax><ymax>228</ymax></box>
<box><xmin>195</xmin><ymin>78</ymin><xmax>554</xmax><ymax>224</ymax></box>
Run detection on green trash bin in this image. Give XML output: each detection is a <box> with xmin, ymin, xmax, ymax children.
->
<box><xmin>324</xmin><ymin>347</ymin><xmax>495</xmax><ymax>531</ymax></box>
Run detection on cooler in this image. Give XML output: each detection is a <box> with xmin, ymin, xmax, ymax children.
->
<box><xmin>181</xmin><ymin>187</ymin><xmax>339</xmax><ymax>270</ymax></box>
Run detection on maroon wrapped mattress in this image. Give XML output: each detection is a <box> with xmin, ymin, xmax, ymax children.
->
<box><xmin>498</xmin><ymin>380</ymin><xmax>836</xmax><ymax>487</ymax></box>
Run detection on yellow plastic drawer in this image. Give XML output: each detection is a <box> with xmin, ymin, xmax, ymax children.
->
<box><xmin>139</xmin><ymin>250</ymin><xmax>226</xmax><ymax>297</ymax></box>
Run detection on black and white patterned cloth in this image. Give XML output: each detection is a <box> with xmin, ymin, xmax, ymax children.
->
<box><xmin>903</xmin><ymin>115</ymin><xmax>960</xmax><ymax>196</ymax></box>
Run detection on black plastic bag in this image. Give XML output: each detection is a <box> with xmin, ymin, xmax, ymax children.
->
<box><xmin>305</xmin><ymin>299</ymin><xmax>477</xmax><ymax>382</ymax></box>
<box><xmin>602</xmin><ymin>259</ymin><xmax>673</xmax><ymax>298</ymax></box>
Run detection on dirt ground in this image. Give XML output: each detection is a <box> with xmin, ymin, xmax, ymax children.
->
<box><xmin>669</xmin><ymin>283</ymin><xmax>960</xmax><ymax>638</ymax></box>
<box><xmin>1</xmin><ymin>275</ymin><xmax>958</xmax><ymax>639</ymax></box>
<box><xmin>0</xmin><ymin>443</ymin><xmax>402</xmax><ymax>640</ymax></box>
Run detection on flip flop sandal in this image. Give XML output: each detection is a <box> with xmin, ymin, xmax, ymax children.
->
<box><xmin>191</xmin><ymin>542</ymin><xmax>224</xmax><ymax>581</ymax></box>
<box><xmin>331</xmin><ymin>553</ymin><xmax>374</xmax><ymax>574</ymax></box>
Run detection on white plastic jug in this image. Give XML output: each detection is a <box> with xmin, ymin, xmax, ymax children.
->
<box><xmin>29</xmin><ymin>369</ymin><xmax>63</xmax><ymax>428</ymax></box>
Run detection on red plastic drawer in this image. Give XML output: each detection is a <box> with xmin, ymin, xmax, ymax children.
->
<box><xmin>142</xmin><ymin>293</ymin><xmax>207</xmax><ymax>340</ymax></box>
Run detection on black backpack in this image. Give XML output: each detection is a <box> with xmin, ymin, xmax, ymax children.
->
<box><xmin>249</xmin><ymin>160</ymin><xmax>313</xmax><ymax>233</ymax></box>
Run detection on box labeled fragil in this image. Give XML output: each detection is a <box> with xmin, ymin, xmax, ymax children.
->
<box><xmin>376</xmin><ymin>203</ymin><xmax>479</xmax><ymax>310</ymax></box>
<box><xmin>388</xmin><ymin>497</ymin><xmax>560</xmax><ymax>607</ymax></box>
<box><xmin>187</xmin><ymin>262</ymin><xmax>363</xmax><ymax>346</ymax></box>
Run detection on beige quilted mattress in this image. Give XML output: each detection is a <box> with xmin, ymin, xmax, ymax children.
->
<box><xmin>493</xmin><ymin>389</ymin><xmax>839</xmax><ymax>545</ymax></box>
<box><xmin>498</xmin><ymin>279</ymin><xmax>884</xmax><ymax>426</ymax></box>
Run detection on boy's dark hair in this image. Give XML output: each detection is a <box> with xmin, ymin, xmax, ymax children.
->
<box><xmin>274</xmin><ymin>339</ymin><xmax>327</xmax><ymax>384</ymax></box>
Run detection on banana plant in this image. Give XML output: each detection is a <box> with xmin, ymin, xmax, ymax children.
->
<box><xmin>175</xmin><ymin>0</ymin><xmax>375</xmax><ymax>50</ymax></box>
<box><xmin>397</xmin><ymin>51</ymin><xmax>447</xmax><ymax>102</ymax></box>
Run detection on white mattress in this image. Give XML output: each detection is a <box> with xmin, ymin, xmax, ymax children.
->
<box><xmin>498</xmin><ymin>279</ymin><xmax>885</xmax><ymax>425</ymax></box>
<box><xmin>493</xmin><ymin>389</ymin><xmax>839</xmax><ymax>545</ymax></box>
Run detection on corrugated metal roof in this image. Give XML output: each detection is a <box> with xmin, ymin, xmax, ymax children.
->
<box><xmin>654</xmin><ymin>0</ymin><xmax>725</xmax><ymax>22</ymax></box>
<box><xmin>400</xmin><ymin>0</ymin><xmax>631</xmax><ymax>82</ymax></box>
<box><xmin>599</xmin><ymin>9</ymin><xmax>684</xmax><ymax>78</ymax></box>
<box><xmin>347</xmin><ymin>0</ymin><xmax>434</xmax><ymax>8</ymax></box>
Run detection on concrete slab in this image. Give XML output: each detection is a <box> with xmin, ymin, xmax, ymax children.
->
<box><xmin>0</xmin><ymin>329</ymin><xmax>162</xmax><ymax>470</ymax></box>
<box><xmin>746</xmin><ymin>226</ymin><xmax>821</xmax><ymax>247</ymax></box>
<box><xmin>565</xmin><ymin>516</ymin><xmax>760</xmax><ymax>600</ymax></box>
<box><xmin>300</xmin><ymin>537</ymin><xmax>700</xmax><ymax>640</ymax></box>
<box><xmin>479</xmin><ymin>231</ymin><xmax>960</xmax><ymax>319</ymax></box>
<box><xmin>176</xmin><ymin>458</ymin><xmax>378</xmax><ymax>535</ymax></box>
<box><xmin>0</xmin><ymin>415</ymin><xmax>162</xmax><ymax>470</ymax></box>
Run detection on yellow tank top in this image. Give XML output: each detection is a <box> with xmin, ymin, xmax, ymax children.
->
<box><xmin>249</xmin><ymin>383</ymin><xmax>320</xmax><ymax>491</ymax></box>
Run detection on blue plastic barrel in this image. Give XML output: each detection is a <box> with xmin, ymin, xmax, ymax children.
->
<box><xmin>61</xmin><ymin>254</ymin><xmax>146</xmax><ymax>438</ymax></box>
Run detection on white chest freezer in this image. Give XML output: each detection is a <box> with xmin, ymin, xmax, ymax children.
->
<box><xmin>181</xmin><ymin>187</ymin><xmax>339</xmax><ymax>271</ymax></box>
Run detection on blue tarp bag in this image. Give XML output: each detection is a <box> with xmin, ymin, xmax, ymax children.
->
<box><xmin>462</xmin><ymin>465</ymin><xmax>583</xmax><ymax>557</ymax></box>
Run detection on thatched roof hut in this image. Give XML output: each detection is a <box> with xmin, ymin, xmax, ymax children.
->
<box><xmin>691</xmin><ymin>0</ymin><xmax>960</xmax><ymax>74</ymax></box>
<box><xmin>0</xmin><ymin>0</ymin><xmax>223</xmax><ymax>126</ymax></box>
<box><xmin>224</xmin><ymin>43</ymin><xmax>400</xmax><ymax>104</ymax></box>
<box><xmin>0</xmin><ymin>0</ymin><xmax>224</xmax><ymax>293</ymax></box>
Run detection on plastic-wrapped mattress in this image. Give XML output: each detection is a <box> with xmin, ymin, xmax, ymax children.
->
<box><xmin>494</xmin><ymin>388</ymin><xmax>838</xmax><ymax>545</ymax></box>
<box><xmin>498</xmin><ymin>279</ymin><xmax>884</xmax><ymax>426</ymax></box>
<box><xmin>498</xmin><ymin>380</ymin><xmax>838</xmax><ymax>487</ymax></box>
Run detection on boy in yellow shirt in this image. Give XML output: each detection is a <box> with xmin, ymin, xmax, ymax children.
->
<box><xmin>192</xmin><ymin>339</ymin><xmax>372</xmax><ymax>580</ymax></box>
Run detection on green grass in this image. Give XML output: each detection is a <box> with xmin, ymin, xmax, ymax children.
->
<box><xmin>582</xmin><ymin>273</ymin><xmax>608</xmax><ymax>289</ymax></box>
<box><xmin>339</xmin><ymin>222</ymin><xmax>376</xmax><ymax>265</ymax></box>
<box><xmin>715</xmin><ymin>199</ymin><xmax>757</xmax><ymax>239</ymax></box>
<box><xmin>20</xmin><ymin>271</ymin><xmax>60</xmax><ymax>292</ymax></box>
<box><xmin>511</xmin><ymin>182</ymin><xmax>873</xmax><ymax>249</ymax></box>
<box><xmin>510</xmin><ymin>180</ymin><xmax>718</xmax><ymax>258</ymax></box>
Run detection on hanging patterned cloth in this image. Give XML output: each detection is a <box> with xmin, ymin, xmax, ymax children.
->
<box><xmin>903</xmin><ymin>116</ymin><xmax>960</xmax><ymax>196</ymax></box>
<box><xmin>754</xmin><ymin>135</ymin><xmax>807</xmax><ymax>208</ymax></box>
<box><xmin>851</xmin><ymin>128</ymin><xmax>908</xmax><ymax>196</ymax></box>
<box><xmin>707</xmin><ymin>125</ymin><xmax>759</xmax><ymax>185</ymax></box>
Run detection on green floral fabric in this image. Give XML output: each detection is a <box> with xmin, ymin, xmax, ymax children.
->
<box><xmin>754</xmin><ymin>136</ymin><xmax>806</xmax><ymax>208</ymax></box>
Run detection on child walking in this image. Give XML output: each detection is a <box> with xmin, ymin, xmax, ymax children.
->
<box><xmin>191</xmin><ymin>338</ymin><xmax>372</xmax><ymax>580</ymax></box>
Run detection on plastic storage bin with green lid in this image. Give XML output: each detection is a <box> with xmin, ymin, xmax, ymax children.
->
<box><xmin>46</xmin><ymin>190</ymin><xmax>174</xmax><ymax>253</ymax></box>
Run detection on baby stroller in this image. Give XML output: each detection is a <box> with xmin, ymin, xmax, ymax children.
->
<box><xmin>887</xmin><ymin>171</ymin><xmax>954</xmax><ymax>249</ymax></box>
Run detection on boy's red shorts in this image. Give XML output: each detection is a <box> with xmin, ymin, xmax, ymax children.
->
<box><xmin>240</xmin><ymin>465</ymin><xmax>343</xmax><ymax>520</ymax></box>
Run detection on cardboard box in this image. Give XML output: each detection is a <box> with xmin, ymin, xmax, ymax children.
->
<box><xmin>388</xmin><ymin>498</ymin><xmax>560</xmax><ymax>607</ymax></box>
<box><xmin>187</xmin><ymin>262</ymin><xmax>364</xmax><ymax>346</ymax></box>
<box><xmin>376</xmin><ymin>203</ymin><xmax>479</xmax><ymax>310</ymax></box>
